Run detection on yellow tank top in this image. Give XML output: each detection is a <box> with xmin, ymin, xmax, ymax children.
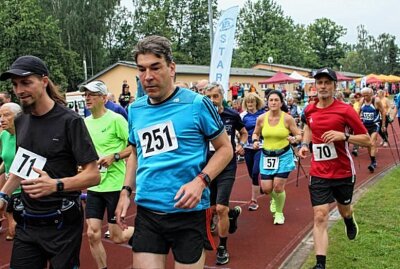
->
<box><xmin>262</xmin><ymin>111</ymin><xmax>289</xmax><ymax>150</ymax></box>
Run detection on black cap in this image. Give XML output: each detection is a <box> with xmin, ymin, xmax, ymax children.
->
<box><xmin>0</xmin><ymin>55</ymin><xmax>49</xmax><ymax>81</ymax></box>
<box><xmin>312</xmin><ymin>68</ymin><xmax>337</xmax><ymax>81</ymax></box>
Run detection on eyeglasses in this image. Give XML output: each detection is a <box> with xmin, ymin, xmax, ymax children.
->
<box><xmin>83</xmin><ymin>92</ymin><xmax>103</xmax><ymax>97</ymax></box>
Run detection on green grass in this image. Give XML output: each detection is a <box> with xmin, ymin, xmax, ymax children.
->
<box><xmin>301</xmin><ymin>167</ymin><xmax>400</xmax><ymax>269</ymax></box>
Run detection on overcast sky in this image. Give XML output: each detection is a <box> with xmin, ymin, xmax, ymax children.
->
<box><xmin>122</xmin><ymin>0</ymin><xmax>399</xmax><ymax>45</ymax></box>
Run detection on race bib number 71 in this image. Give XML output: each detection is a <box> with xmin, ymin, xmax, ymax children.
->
<box><xmin>9</xmin><ymin>147</ymin><xmax>47</xmax><ymax>179</ymax></box>
<box><xmin>138</xmin><ymin>121</ymin><xmax>178</xmax><ymax>158</ymax></box>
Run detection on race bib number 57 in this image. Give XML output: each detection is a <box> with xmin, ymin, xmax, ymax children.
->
<box><xmin>138</xmin><ymin>121</ymin><xmax>178</xmax><ymax>158</ymax></box>
<box><xmin>9</xmin><ymin>147</ymin><xmax>47</xmax><ymax>179</ymax></box>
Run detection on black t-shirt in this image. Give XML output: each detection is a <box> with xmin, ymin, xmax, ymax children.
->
<box><xmin>208</xmin><ymin>107</ymin><xmax>245</xmax><ymax>170</ymax></box>
<box><xmin>119</xmin><ymin>92</ymin><xmax>131</xmax><ymax>108</ymax></box>
<box><xmin>15</xmin><ymin>103</ymin><xmax>98</xmax><ymax>213</ymax></box>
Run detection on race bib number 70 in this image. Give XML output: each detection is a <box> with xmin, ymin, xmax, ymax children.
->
<box><xmin>312</xmin><ymin>143</ymin><xmax>338</xmax><ymax>161</ymax></box>
<box><xmin>138</xmin><ymin>121</ymin><xmax>178</xmax><ymax>158</ymax></box>
<box><xmin>9</xmin><ymin>147</ymin><xmax>47</xmax><ymax>179</ymax></box>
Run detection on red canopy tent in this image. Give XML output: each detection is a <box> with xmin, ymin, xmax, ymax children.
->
<box><xmin>258</xmin><ymin>71</ymin><xmax>302</xmax><ymax>85</ymax></box>
<box><xmin>336</xmin><ymin>72</ymin><xmax>353</xmax><ymax>82</ymax></box>
<box><xmin>366</xmin><ymin>76</ymin><xmax>382</xmax><ymax>84</ymax></box>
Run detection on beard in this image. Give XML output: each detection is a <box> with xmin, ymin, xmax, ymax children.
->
<box><xmin>21</xmin><ymin>102</ymin><xmax>34</xmax><ymax>114</ymax></box>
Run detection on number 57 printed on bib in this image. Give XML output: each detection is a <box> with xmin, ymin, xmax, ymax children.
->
<box><xmin>9</xmin><ymin>147</ymin><xmax>47</xmax><ymax>180</ymax></box>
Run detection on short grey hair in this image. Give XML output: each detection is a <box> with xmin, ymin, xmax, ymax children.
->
<box><xmin>1</xmin><ymin>102</ymin><xmax>22</xmax><ymax>116</ymax></box>
<box><xmin>204</xmin><ymin>82</ymin><xmax>225</xmax><ymax>96</ymax></box>
<box><xmin>361</xmin><ymin>87</ymin><xmax>373</xmax><ymax>95</ymax></box>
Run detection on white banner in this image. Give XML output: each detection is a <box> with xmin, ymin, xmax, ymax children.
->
<box><xmin>209</xmin><ymin>6</ymin><xmax>240</xmax><ymax>100</ymax></box>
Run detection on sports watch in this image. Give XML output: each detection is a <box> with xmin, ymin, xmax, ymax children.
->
<box><xmin>56</xmin><ymin>179</ymin><xmax>64</xmax><ymax>192</ymax></box>
<box><xmin>114</xmin><ymin>153</ymin><xmax>121</xmax><ymax>162</ymax></box>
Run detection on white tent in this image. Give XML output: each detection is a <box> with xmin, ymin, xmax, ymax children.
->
<box><xmin>289</xmin><ymin>71</ymin><xmax>315</xmax><ymax>84</ymax></box>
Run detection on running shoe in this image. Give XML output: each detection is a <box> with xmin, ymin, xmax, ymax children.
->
<box><xmin>312</xmin><ymin>263</ymin><xmax>325</xmax><ymax>269</ymax></box>
<box><xmin>344</xmin><ymin>213</ymin><xmax>359</xmax><ymax>240</ymax></box>
<box><xmin>274</xmin><ymin>212</ymin><xmax>285</xmax><ymax>225</ymax></box>
<box><xmin>270</xmin><ymin>199</ymin><xmax>276</xmax><ymax>216</ymax></box>
<box><xmin>216</xmin><ymin>246</ymin><xmax>230</xmax><ymax>265</ymax></box>
<box><xmin>383</xmin><ymin>142</ymin><xmax>388</xmax><ymax>147</ymax></box>
<box><xmin>248</xmin><ymin>200</ymin><xmax>259</xmax><ymax>211</ymax></box>
<box><xmin>228</xmin><ymin>206</ymin><xmax>242</xmax><ymax>234</ymax></box>
<box><xmin>351</xmin><ymin>149</ymin><xmax>358</xmax><ymax>157</ymax></box>
<box><xmin>368</xmin><ymin>161</ymin><xmax>377</xmax><ymax>172</ymax></box>
<box><xmin>104</xmin><ymin>230</ymin><xmax>110</xmax><ymax>239</ymax></box>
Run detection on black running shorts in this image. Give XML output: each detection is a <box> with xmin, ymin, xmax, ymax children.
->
<box><xmin>309</xmin><ymin>176</ymin><xmax>355</xmax><ymax>207</ymax></box>
<box><xmin>209</xmin><ymin>168</ymin><xmax>236</xmax><ymax>206</ymax></box>
<box><xmin>131</xmin><ymin>206</ymin><xmax>215</xmax><ymax>264</ymax></box>
<box><xmin>85</xmin><ymin>190</ymin><xmax>120</xmax><ymax>223</ymax></box>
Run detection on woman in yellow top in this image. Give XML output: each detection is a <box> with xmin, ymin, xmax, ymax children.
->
<box><xmin>252</xmin><ymin>90</ymin><xmax>302</xmax><ymax>225</ymax></box>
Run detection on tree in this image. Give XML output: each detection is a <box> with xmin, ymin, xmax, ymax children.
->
<box><xmin>305</xmin><ymin>18</ymin><xmax>347</xmax><ymax>69</ymax></box>
<box><xmin>233</xmin><ymin>0</ymin><xmax>309</xmax><ymax>68</ymax></box>
<box><xmin>0</xmin><ymin>0</ymin><xmax>82</xmax><ymax>92</ymax></box>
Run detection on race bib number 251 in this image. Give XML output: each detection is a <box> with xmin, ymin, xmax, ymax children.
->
<box><xmin>138</xmin><ymin>121</ymin><xmax>178</xmax><ymax>158</ymax></box>
<box><xmin>9</xmin><ymin>147</ymin><xmax>47</xmax><ymax>180</ymax></box>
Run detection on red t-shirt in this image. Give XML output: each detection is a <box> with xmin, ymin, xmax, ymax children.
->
<box><xmin>230</xmin><ymin>85</ymin><xmax>239</xmax><ymax>96</ymax></box>
<box><xmin>304</xmin><ymin>99</ymin><xmax>367</xmax><ymax>179</ymax></box>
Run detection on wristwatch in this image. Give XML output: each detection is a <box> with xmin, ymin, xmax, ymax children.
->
<box><xmin>238</xmin><ymin>141</ymin><xmax>245</xmax><ymax>147</ymax></box>
<box><xmin>0</xmin><ymin>192</ymin><xmax>10</xmax><ymax>203</ymax></box>
<box><xmin>198</xmin><ymin>172</ymin><xmax>211</xmax><ymax>187</ymax></box>
<box><xmin>114</xmin><ymin>153</ymin><xmax>121</xmax><ymax>162</ymax></box>
<box><xmin>56</xmin><ymin>179</ymin><xmax>64</xmax><ymax>192</ymax></box>
<box><xmin>121</xmin><ymin>185</ymin><xmax>133</xmax><ymax>196</ymax></box>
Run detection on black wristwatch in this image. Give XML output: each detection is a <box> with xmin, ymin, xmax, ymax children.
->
<box><xmin>198</xmin><ymin>172</ymin><xmax>211</xmax><ymax>187</ymax></box>
<box><xmin>121</xmin><ymin>185</ymin><xmax>132</xmax><ymax>196</ymax></box>
<box><xmin>56</xmin><ymin>179</ymin><xmax>64</xmax><ymax>192</ymax></box>
<box><xmin>114</xmin><ymin>153</ymin><xmax>121</xmax><ymax>162</ymax></box>
<box><xmin>0</xmin><ymin>192</ymin><xmax>10</xmax><ymax>203</ymax></box>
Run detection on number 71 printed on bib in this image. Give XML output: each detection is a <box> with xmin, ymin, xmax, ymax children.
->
<box><xmin>9</xmin><ymin>147</ymin><xmax>47</xmax><ymax>180</ymax></box>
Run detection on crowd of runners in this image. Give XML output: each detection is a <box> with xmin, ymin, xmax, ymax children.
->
<box><xmin>0</xmin><ymin>35</ymin><xmax>399</xmax><ymax>269</ymax></box>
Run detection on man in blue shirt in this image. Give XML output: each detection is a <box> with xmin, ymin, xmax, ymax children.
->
<box><xmin>115</xmin><ymin>35</ymin><xmax>232</xmax><ymax>269</ymax></box>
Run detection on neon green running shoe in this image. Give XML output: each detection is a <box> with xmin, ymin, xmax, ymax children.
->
<box><xmin>274</xmin><ymin>212</ymin><xmax>285</xmax><ymax>225</ymax></box>
<box><xmin>344</xmin><ymin>213</ymin><xmax>359</xmax><ymax>240</ymax></box>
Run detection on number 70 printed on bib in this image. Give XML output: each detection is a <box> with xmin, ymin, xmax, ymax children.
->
<box><xmin>9</xmin><ymin>147</ymin><xmax>47</xmax><ymax>180</ymax></box>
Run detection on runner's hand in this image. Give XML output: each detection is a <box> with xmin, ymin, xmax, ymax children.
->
<box><xmin>321</xmin><ymin>130</ymin><xmax>345</xmax><ymax>144</ymax></box>
<box><xmin>174</xmin><ymin>177</ymin><xmax>205</xmax><ymax>209</ymax></box>
<box><xmin>21</xmin><ymin>168</ymin><xmax>56</xmax><ymax>198</ymax></box>
<box><xmin>98</xmin><ymin>155</ymin><xmax>114</xmax><ymax>169</ymax></box>
<box><xmin>115</xmin><ymin>192</ymin><xmax>131</xmax><ymax>230</ymax></box>
<box><xmin>298</xmin><ymin>145</ymin><xmax>309</xmax><ymax>159</ymax></box>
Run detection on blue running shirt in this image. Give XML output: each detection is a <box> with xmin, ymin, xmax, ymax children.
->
<box><xmin>128</xmin><ymin>88</ymin><xmax>224</xmax><ymax>213</ymax></box>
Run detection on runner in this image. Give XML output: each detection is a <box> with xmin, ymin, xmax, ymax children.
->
<box><xmin>204</xmin><ymin>82</ymin><xmax>247</xmax><ymax>265</ymax></box>
<box><xmin>252</xmin><ymin>90</ymin><xmax>301</xmax><ymax>225</ymax></box>
<box><xmin>299</xmin><ymin>68</ymin><xmax>370</xmax><ymax>269</ymax></box>
<box><xmin>114</xmin><ymin>35</ymin><xmax>232</xmax><ymax>269</ymax></box>
<box><xmin>0</xmin><ymin>55</ymin><xmax>100</xmax><ymax>269</ymax></box>
<box><xmin>0</xmin><ymin>103</ymin><xmax>21</xmax><ymax>241</ymax></box>
<box><xmin>359</xmin><ymin>87</ymin><xmax>386</xmax><ymax>172</ymax></box>
<box><xmin>81</xmin><ymin>80</ymin><xmax>134</xmax><ymax>269</ymax></box>
<box><xmin>240</xmin><ymin>93</ymin><xmax>265</xmax><ymax>211</ymax></box>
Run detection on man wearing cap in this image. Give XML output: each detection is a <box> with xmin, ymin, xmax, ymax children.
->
<box><xmin>0</xmin><ymin>55</ymin><xmax>100</xmax><ymax>269</ymax></box>
<box><xmin>81</xmin><ymin>80</ymin><xmax>134</xmax><ymax>269</ymax></box>
<box><xmin>299</xmin><ymin>68</ymin><xmax>370</xmax><ymax>269</ymax></box>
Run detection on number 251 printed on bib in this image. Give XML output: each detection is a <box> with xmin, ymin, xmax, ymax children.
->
<box><xmin>9</xmin><ymin>147</ymin><xmax>47</xmax><ymax>180</ymax></box>
<box><xmin>138</xmin><ymin>121</ymin><xmax>178</xmax><ymax>158</ymax></box>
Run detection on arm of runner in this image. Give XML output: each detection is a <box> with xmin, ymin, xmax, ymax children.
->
<box><xmin>97</xmin><ymin>145</ymin><xmax>132</xmax><ymax>168</ymax></box>
<box><xmin>174</xmin><ymin>130</ymin><xmax>232</xmax><ymax>209</ymax></box>
<box><xmin>116</xmin><ymin>145</ymin><xmax>136</xmax><ymax>230</ymax></box>
<box><xmin>376</xmin><ymin>98</ymin><xmax>387</xmax><ymax>131</ymax></box>
<box><xmin>235</xmin><ymin>127</ymin><xmax>248</xmax><ymax>155</ymax></box>
<box><xmin>298</xmin><ymin>124</ymin><xmax>311</xmax><ymax>159</ymax></box>
<box><xmin>252</xmin><ymin>114</ymin><xmax>264</xmax><ymax>150</ymax></box>
<box><xmin>285</xmin><ymin>114</ymin><xmax>302</xmax><ymax>144</ymax></box>
<box><xmin>21</xmin><ymin>160</ymin><xmax>100</xmax><ymax>198</ymax></box>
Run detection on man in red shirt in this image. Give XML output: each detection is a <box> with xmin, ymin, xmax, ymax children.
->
<box><xmin>229</xmin><ymin>83</ymin><xmax>240</xmax><ymax>100</ymax></box>
<box><xmin>298</xmin><ymin>68</ymin><xmax>370</xmax><ymax>269</ymax></box>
